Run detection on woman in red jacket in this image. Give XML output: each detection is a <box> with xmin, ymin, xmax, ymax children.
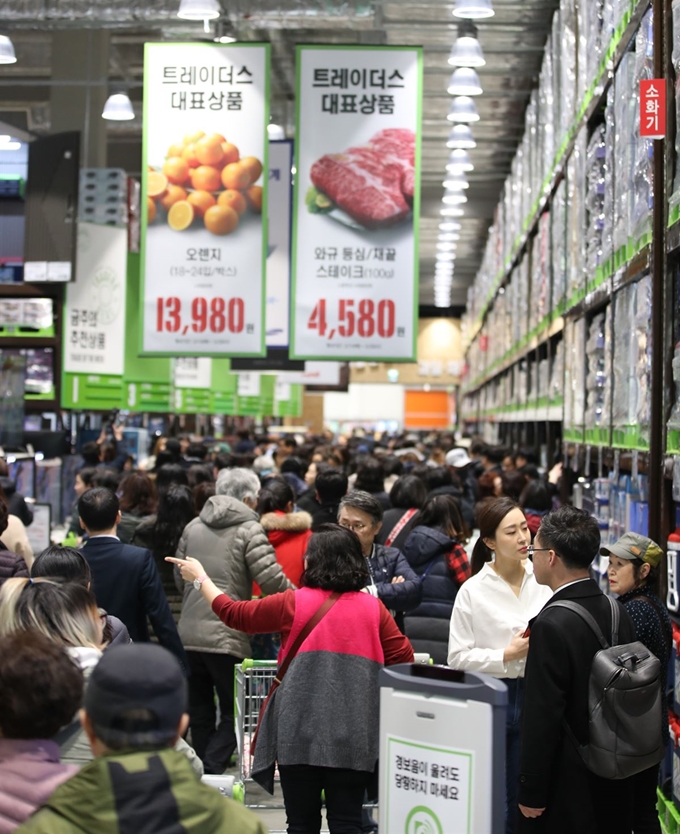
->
<box><xmin>168</xmin><ymin>524</ymin><xmax>413</xmax><ymax>834</ymax></box>
<box><xmin>257</xmin><ymin>477</ymin><xmax>312</xmax><ymax>587</ymax></box>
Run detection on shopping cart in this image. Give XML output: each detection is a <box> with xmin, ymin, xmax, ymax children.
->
<box><xmin>235</xmin><ymin>659</ymin><xmax>283</xmax><ymax>809</ymax></box>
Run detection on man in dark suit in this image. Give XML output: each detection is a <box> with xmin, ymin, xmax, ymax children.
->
<box><xmin>517</xmin><ymin>505</ymin><xmax>635</xmax><ymax>834</ymax></box>
<box><xmin>78</xmin><ymin>487</ymin><xmax>187</xmax><ymax>670</ymax></box>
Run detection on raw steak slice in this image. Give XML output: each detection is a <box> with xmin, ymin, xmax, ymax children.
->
<box><xmin>369</xmin><ymin>128</ymin><xmax>415</xmax><ymax>200</ymax></box>
<box><xmin>311</xmin><ymin>145</ymin><xmax>410</xmax><ymax>229</ymax></box>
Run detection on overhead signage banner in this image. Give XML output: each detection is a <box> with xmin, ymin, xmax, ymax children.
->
<box><xmin>267</xmin><ymin>140</ymin><xmax>293</xmax><ymax>347</ymax></box>
<box><xmin>141</xmin><ymin>42</ymin><xmax>269</xmax><ymax>356</ymax></box>
<box><xmin>291</xmin><ymin>46</ymin><xmax>422</xmax><ymax>362</ymax></box>
<box><xmin>64</xmin><ymin>222</ymin><xmax>127</xmax><ymax>376</ymax></box>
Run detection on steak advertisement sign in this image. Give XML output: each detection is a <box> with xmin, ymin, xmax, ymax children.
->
<box><xmin>140</xmin><ymin>43</ymin><xmax>269</xmax><ymax>356</ymax></box>
<box><xmin>291</xmin><ymin>46</ymin><xmax>422</xmax><ymax>361</ymax></box>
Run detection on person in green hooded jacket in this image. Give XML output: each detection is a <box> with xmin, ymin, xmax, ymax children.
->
<box><xmin>15</xmin><ymin>643</ymin><xmax>267</xmax><ymax>834</ymax></box>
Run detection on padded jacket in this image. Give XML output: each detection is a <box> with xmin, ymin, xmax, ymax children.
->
<box><xmin>367</xmin><ymin>543</ymin><xmax>422</xmax><ymax>615</ymax></box>
<box><xmin>0</xmin><ymin>542</ymin><xmax>28</xmax><ymax>588</ymax></box>
<box><xmin>260</xmin><ymin>510</ymin><xmax>312</xmax><ymax>587</ymax></box>
<box><xmin>402</xmin><ymin>526</ymin><xmax>463</xmax><ymax>664</ymax></box>
<box><xmin>175</xmin><ymin>496</ymin><xmax>293</xmax><ymax>658</ymax></box>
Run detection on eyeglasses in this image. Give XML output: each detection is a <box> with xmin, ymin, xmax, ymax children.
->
<box><xmin>526</xmin><ymin>545</ymin><xmax>550</xmax><ymax>562</ymax></box>
<box><xmin>339</xmin><ymin>520</ymin><xmax>369</xmax><ymax>533</ymax></box>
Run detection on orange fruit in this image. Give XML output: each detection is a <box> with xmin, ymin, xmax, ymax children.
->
<box><xmin>221</xmin><ymin>142</ymin><xmax>240</xmax><ymax>166</ymax></box>
<box><xmin>147</xmin><ymin>170</ymin><xmax>168</xmax><ymax>198</ymax></box>
<box><xmin>218</xmin><ymin>189</ymin><xmax>247</xmax><ymax>215</ymax></box>
<box><xmin>163</xmin><ymin>156</ymin><xmax>190</xmax><ymax>185</ymax></box>
<box><xmin>245</xmin><ymin>185</ymin><xmax>263</xmax><ymax>213</ymax></box>
<box><xmin>168</xmin><ymin>200</ymin><xmax>194</xmax><ymax>231</ymax></box>
<box><xmin>191</xmin><ymin>165</ymin><xmax>222</xmax><ymax>192</ymax></box>
<box><xmin>204</xmin><ymin>205</ymin><xmax>239</xmax><ymax>235</ymax></box>
<box><xmin>221</xmin><ymin>162</ymin><xmax>250</xmax><ymax>191</ymax></box>
<box><xmin>240</xmin><ymin>156</ymin><xmax>263</xmax><ymax>185</ymax></box>
<box><xmin>160</xmin><ymin>184</ymin><xmax>188</xmax><ymax>211</ymax></box>
<box><xmin>147</xmin><ymin>196</ymin><xmax>157</xmax><ymax>223</ymax></box>
<box><xmin>187</xmin><ymin>189</ymin><xmax>217</xmax><ymax>218</ymax></box>
<box><xmin>195</xmin><ymin>137</ymin><xmax>224</xmax><ymax>167</ymax></box>
<box><xmin>206</xmin><ymin>133</ymin><xmax>227</xmax><ymax>145</ymax></box>
<box><xmin>167</xmin><ymin>143</ymin><xmax>184</xmax><ymax>159</ymax></box>
<box><xmin>184</xmin><ymin>130</ymin><xmax>205</xmax><ymax>146</ymax></box>
<box><xmin>182</xmin><ymin>144</ymin><xmax>201</xmax><ymax>168</ymax></box>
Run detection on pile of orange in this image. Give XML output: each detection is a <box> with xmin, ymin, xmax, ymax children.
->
<box><xmin>146</xmin><ymin>131</ymin><xmax>263</xmax><ymax>236</ymax></box>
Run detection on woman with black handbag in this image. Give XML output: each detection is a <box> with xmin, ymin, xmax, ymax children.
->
<box><xmin>168</xmin><ymin>523</ymin><xmax>413</xmax><ymax>834</ymax></box>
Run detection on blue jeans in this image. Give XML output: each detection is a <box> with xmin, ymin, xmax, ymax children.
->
<box><xmin>502</xmin><ymin>677</ymin><xmax>524</xmax><ymax>834</ymax></box>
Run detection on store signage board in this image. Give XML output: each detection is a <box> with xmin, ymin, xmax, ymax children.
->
<box><xmin>141</xmin><ymin>43</ymin><xmax>269</xmax><ymax>357</ymax></box>
<box><xmin>640</xmin><ymin>79</ymin><xmax>666</xmax><ymax>139</ymax></box>
<box><xmin>290</xmin><ymin>46</ymin><xmax>422</xmax><ymax>361</ymax></box>
<box><xmin>174</xmin><ymin>356</ymin><xmax>212</xmax><ymax>389</ymax></box>
<box><xmin>267</xmin><ymin>140</ymin><xmax>293</xmax><ymax>347</ymax></box>
<box><xmin>277</xmin><ymin>360</ymin><xmax>343</xmax><ymax>386</ymax></box>
<box><xmin>64</xmin><ymin>223</ymin><xmax>127</xmax><ymax>376</ymax></box>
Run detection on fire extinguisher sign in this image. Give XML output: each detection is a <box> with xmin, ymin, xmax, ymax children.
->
<box><xmin>639</xmin><ymin>79</ymin><xmax>666</xmax><ymax>139</ymax></box>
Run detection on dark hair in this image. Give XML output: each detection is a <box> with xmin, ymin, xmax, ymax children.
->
<box><xmin>186</xmin><ymin>442</ymin><xmax>207</xmax><ymax>460</ymax></box>
<box><xmin>119</xmin><ymin>472</ymin><xmax>157</xmax><ymax>516</ymax></box>
<box><xmin>424</xmin><ymin>467</ymin><xmax>453</xmax><ymax>492</ymax></box>
<box><xmin>633</xmin><ymin>560</ymin><xmax>661</xmax><ymax>595</ymax></box>
<box><xmin>520</xmin><ymin>464</ymin><xmax>541</xmax><ymax>480</ymax></box>
<box><xmin>78</xmin><ymin>487</ymin><xmax>119</xmax><ymax>532</ymax></box>
<box><xmin>316</xmin><ymin>469</ymin><xmax>348</xmax><ymax>503</ymax></box>
<box><xmin>470</xmin><ymin>440</ymin><xmax>487</xmax><ymax>457</ymax></box>
<box><xmin>410</xmin><ymin>463</ymin><xmax>430</xmax><ymax>482</ymax></box>
<box><xmin>339</xmin><ymin>490</ymin><xmax>383</xmax><ymax>525</ymax></box>
<box><xmin>280</xmin><ymin>456</ymin><xmax>306</xmax><ymax>478</ymax></box>
<box><xmin>520</xmin><ymin>480</ymin><xmax>552</xmax><ymax>512</ymax></box>
<box><xmin>32</xmin><ymin>545</ymin><xmax>91</xmax><ymax>587</ymax></box>
<box><xmin>477</xmin><ymin>472</ymin><xmax>498</xmax><ymax>500</ymax></box>
<box><xmin>383</xmin><ymin>456</ymin><xmax>404</xmax><ymax>478</ymax></box>
<box><xmin>257</xmin><ymin>477</ymin><xmax>294</xmax><ymax>515</ymax></box>
<box><xmin>150</xmin><ymin>485</ymin><xmax>196</xmax><ymax>560</ymax></box>
<box><xmin>537</xmin><ymin>505</ymin><xmax>600</xmax><ymax>571</ymax></box>
<box><xmin>389</xmin><ymin>475</ymin><xmax>427</xmax><ymax>510</ymax></box>
<box><xmin>214</xmin><ymin>452</ymin><xmax>236</xmax><ymax>472</ymax></box>
<box><xmin>516</xmin><ymin>446</ymin><xmax>536</xmax><ymax>466</ymax></box>
<box><xmin>193</xmin><ymin>482</ymin><xmax>215</xmax><ymax>515</ymax></box>
<box><xmin>500</xmin><ymin>471</ymin><xmax>529</xmax><ymax>503</ymax></box>
<box><xmin>164</xmin><ymin>438</ymin><xmax>182</xmax><ymax>461</ymax></box>
<box><xmin>93</xmin><ymin>706</ymin><xmax>177</xmax><ymax>751</ymax></box>
<box><xmin>155</xmin><ymin>463</ymin><xmax>188</xmax><ymax>495</ymax></box>
<box><xmin>301</xmin><ymin>524</ymin><xmax>370</xmax><ymax>592</ymax></box>
<box><xmin>0</xmin><ymin>630</ymin><xmax>84</xmax><ymax>739</ymax></box>
<box><xmin>92</xmin><ymin>468</ymin><xmax>122</xmax><ymax>492</ymax></box>
<box><xmin>187</xmin><ymin>464</ymin><xmax>213</xmax><ymax>489</ymax></box>
<box><xmin>416</xmin><ymin>494</ymin><xmax>468</xmax><ymax>543</ymax></box>
<box><xmin>354</xmin><ymin>458</ymin><xmax>385</xmax><ymax>494</ymax></box>
<box><xmin>81</xmin><ymin>441</ymin><xmax>101</xmax><ymax>466</ymax></box>
<box><xmin>484</xmin><ymin>446</ymin><xmax>506</xmax><ymax>465</ymax></box>
<box><xmin>0</xmin><ymin>493</ymin><xmax>7</xmax><ymax>536</ymax></box>
<box><xmin>76</xmin><ymin>467</ymin><xmax>98</xmax><ymax>488</ymax></box>
<box><xmin>100</xmin><ymin>441</ymin><xmax>119</xmax><ymax>465</ymax></box>
<box><xmin>471</xmin><ymin>497</ymin><xmax>522</xmax><ymax>576</ymax></box>
<box><xmin>279</xmin><ymin>436</ymin><xmax>298</xmax><ymax>451</ymax></box>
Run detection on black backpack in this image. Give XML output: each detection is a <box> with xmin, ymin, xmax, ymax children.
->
<box><xmin>547</xmin><ymin>594</ymin><xmax>664</xmax><ymax>780</ymax></box>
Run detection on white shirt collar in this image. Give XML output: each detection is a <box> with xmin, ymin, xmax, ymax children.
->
<box><xmin>87</xmin><ymin>534</ymin><xmax>120</xmax><ymax>541</ymax></box>
<box><xmin>553</xmin><ymin>577</ymin><xmax>591</xmax><ymax>594</ymax></box>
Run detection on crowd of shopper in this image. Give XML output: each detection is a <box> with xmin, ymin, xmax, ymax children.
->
<box><xmin>0</xmin><ymin>428</ymin><xmax>669</xmax><ymax>834</ymax></box>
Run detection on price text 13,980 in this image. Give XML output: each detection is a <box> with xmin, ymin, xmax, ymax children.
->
<box><xmin>156</xmin><ymin>297</ymin><xmax>244</xmax><ymax>334</ymax></box>
<box><xmin>307</xmin><ymin>299</ymin><xmax>396</xmax><ymax>339</ymax></box>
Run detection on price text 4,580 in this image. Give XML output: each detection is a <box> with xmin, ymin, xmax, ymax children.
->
<box><xmin>307</xmin><ymin>298</ymin><xmax>396</xmax><ymax>339</ymax></box>
<box><xmin>156</xmin><ymin>297</ymin><xmax>244</xmax><ymax>335</ymax></box>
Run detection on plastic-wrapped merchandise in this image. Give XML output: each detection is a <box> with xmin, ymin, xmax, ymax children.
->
<box><xmin>566</xmin><ymin>128</ymin><xmax>587</xmax><ymax>302</ymax></box>
<box><xmin>585</xmin><ymin>125</ymin><xmax>606</xmax><ymax>275</ymax></box>
<box><xmin>601</xmin><ymin>84</ymin><xmax>615</xmax><ymax>264</ymax></box>
<box><xmin>551</xmin><ymin>179</ymin><xmax>567</xmax><ymax>310</ymax></box>
<box><xmin>585</xmin><ymin>0</ymin><xmax>606</xmax><ymax>87</ymax></box>
<box><xmin>559</xmin><ymin>0</ymin><xmax>577</xmax><ymax>149</ymax></box>
<box><xmin>551</xmin><ymin>12</ymin><xmax>562</xmax><ymax>161</ymax></box>
<box><xmin>612</xmin><ymin>283</ymin><xmax>638</xmax><ymax>430</ymax></box>
<box><xmin>613</xmin><ymin>52</ymin><xmax>635</xmax><ymax>256</ymax></box>
<box><xmin>585</xmin><ymin>312</ymin><xmax>607</xmax><ymax>430</ymax></box>
<box><xmin>564</xmin><ymin>317</ymin><xmax>586</xmax><ymax>433</ymax></box>
<box><xmin>669</xmin><ymin>0</ymin><xmax>680</xmax><ymax>208</ymax></box>
<box><xmin>526</xmin><ymin>92</ymin><xmax>539</xmax><ymax>205</ymax></box>
<box><xmin>631</xmin><ymin>11</ymin><xmax>654</xmax><ymax>247</ymax></box>
<box><xmin>536</xmin><ymin>211</ymin><xmax>551</xmax><ymax>324</ymax></box>
<box><xmin>550</xmin><ymin>339</ymin><xmax>565</xmax><ymax>403</ymax></box>
<box><xmin>540</xmin><ymin>36</ymin><xmax>556</xmax><ymax>180</ymax></box>
<box><xmin>634</xmin><ymin>274</ymin><xmax>652</xmax><ymax>439</ymax></box>
<box><xmin>667</xmin><ymin>341</ymin><xmax>680</xmax><ymax>431</ymax></box>
<box><xmin>517</xmin><ymin>253</ymin><xmax>530</xmax><ymax>344</ymax></box>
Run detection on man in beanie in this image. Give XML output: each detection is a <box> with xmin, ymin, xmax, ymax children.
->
<box><xmin>16</xmin><ymin>644</ymin><xmax>268</xmax><ymax>834</ymax></box>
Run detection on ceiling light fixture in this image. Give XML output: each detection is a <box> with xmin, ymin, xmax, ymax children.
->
<box><xmin>446</xmin><ymin>125</ymin><xmax>476</xmax><ymax>149</ymax></box>
<box><xmin>442</xmin><ymin>172</ymin><xmax>469</xmax><ymax>190</ymax></box>
<box><xmin>437</xmin><ymin>243</ymin><xmax>457</xmax><ymax>253</ymax></box>
<box><xmin>446</xmin><ymin>149</ymin><xmax>474</xmax><ymax>173</ymax></box>
<box><xmin>0</xmin><ymin>35</ymin><xmax>16</xmax><ymax>65</ymax></box>
<box><xmin>447</xmin><ymin>67</ymin><xmax>482</xmax><ymax>96</ymax></box>
<box><xmin>436</xmin><ymin>253</ymin><xmax>456</xmax><ymax>263</ymax></box>
<box><xmin>448</xmin><ymin>22</ymin><xmax>486</xmax><ymax>68</ymax></box>
<box><xmin>447</xmin><ymin>96</ymin><xmax>480</xmax><ymax>123</ymax></box>
<box><xmin>102</xmin><ymin>92</ymin><xmax>135</xmax><ymax>121</ymax></box>
<box><xmin>452</xmin><ymin>0</ymin><xmax>495</xmax><ymax>19</ymax></box>
<box><xmin>440</xmin><ymin>206</ymin><xmax>465</xmax><ymax>217</ymax></box>
<box><xmin>439</xmin><ymin>221</ymin><xmax>462</xmax><ymax>232</ymax></box>
<box><xmin>267</xmin><ymin>123</ymin><xmax>286</xmax><ymax>140</ymax></box>
<box><xmin>177</xmin><ymin>0</ymin><xmax>220</xmax><ymax>19</ymax></box>
<box><xmin>442</xmin><ymin>189</ymin><xmax>468</xmax><ymax>205</ymax></box>
<box><xmin>438</xmin><ymin>233</ymin><xmax>460</xmax><ymax>242</ymax></box>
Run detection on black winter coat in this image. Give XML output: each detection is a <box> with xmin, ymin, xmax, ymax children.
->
<box><xmin>401</xmin><ymin>526</ymin><xmax>462</xmax><ymax>664</ymax></box>
<box><xmin>0</xmin><ymin>477</ymin><xmax>33</xmax><ymax>527</ymax></box>
<box><xmin>0</xmin><ymin>541</ymin><xmax>28</xmax><ymax>587</ymax></box>
<box><xmin>367</xmin><ymin>543</ymin><xmax>422</xmax><ymax>630</ymax></box>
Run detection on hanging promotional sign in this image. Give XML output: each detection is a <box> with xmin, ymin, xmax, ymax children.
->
<box><xmin>267</xmin><ymin>140</ymin><xmax>293</xmax><ymax>347</ymax></box>
<box><xmin>141</xmin><ymin>43</ymin><xmax>269</xmax><ymax>356</ymax></box>
<box><xmin>291</xmin><ymin>46</ymin><xmax>422</xmax><ymax>361</ymax></box>
<box><xmin>64</xmin><ymin>223</ymin><xmax>127</xmax><ymax>376</ymax></box>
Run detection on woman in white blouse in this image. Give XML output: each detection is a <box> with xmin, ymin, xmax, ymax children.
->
<box><xmin>448</xmin><ymin>497</ymin><xmax>552</xmax><ymax>834</ymax></box>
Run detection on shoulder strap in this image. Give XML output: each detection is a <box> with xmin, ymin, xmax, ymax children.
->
<box><xmin>548</xmin><ymin>600</ymin><xmax>611</xmax><ymax>649</ymax></box>
<box><xmin>385</xmin><ymin>508</ymin><xmax>417</xmax><ymax>547</ymax></box>
<box><xmin>275</xmin><ymin>591</ymin><xmax>341</xmax><ymax>684</ymax></box>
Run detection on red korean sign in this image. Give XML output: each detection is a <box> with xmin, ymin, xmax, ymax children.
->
<box><xmin>640</xmin><ymin>79</ymin><xmax>666</xmax><ymax>139</ymax></box>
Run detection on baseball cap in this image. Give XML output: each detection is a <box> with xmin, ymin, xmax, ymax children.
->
<box><xmin>600</xmin><ymin>532</ymin><xmax>664</xmax><ymax>568</ymax></box>
<box><xmin>445</xmin><ymin>448</ymin><xmax>473</xmax><ymax>468</ymax></box>
<box><xmin>85</xmin><ymin>644</ymin><xmax>187</xmax><ymax>742</ymax></box>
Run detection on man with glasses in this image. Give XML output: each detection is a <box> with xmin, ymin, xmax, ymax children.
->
<box><xmin>173</xmin><ymin>467</ymin><xmax>293</xmax><ymax>775</ymax></box>
<box><xmin>517</xmin><ymin>505</ymin><xmax>635</xmax><ymax>834</ymax></box>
